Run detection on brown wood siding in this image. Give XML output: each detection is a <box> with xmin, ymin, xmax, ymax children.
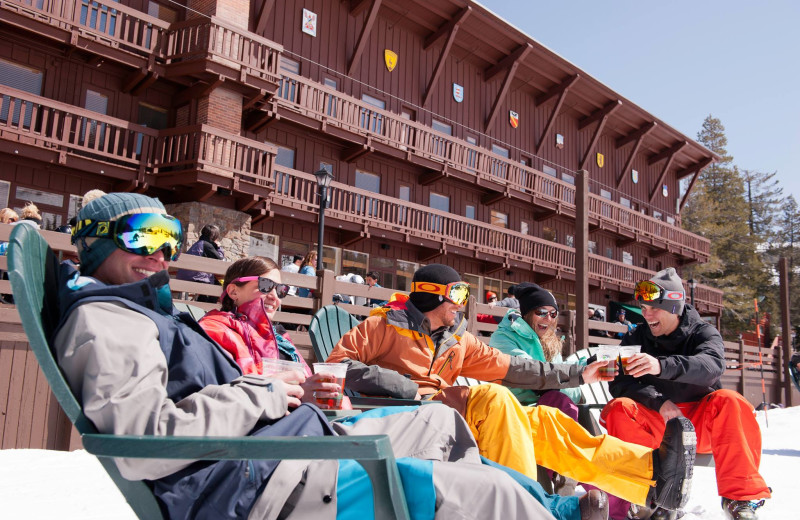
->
<box><xmin>260</xmin><ymin>0</ymin><xmax>687</xmax><ymax>222</ymax></box>
<box><xmin>0</xmin><ymin>339</ymin><xmax>75</xmax><ymax>450</ymax></box>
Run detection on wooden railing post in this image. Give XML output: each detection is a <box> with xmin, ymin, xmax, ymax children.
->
<box><xmin>739</xmin><ymin>336</ymin><xmax>747</xmax><ymax>397</ymax></box>
<box><xmin>465</xmin><ymin>295</ymin><xmax>478</xmax><ymax>336</ymax></box>
<box><xmin>316</xmin><ymin>269</ymin><xmax>336</xmax><ymax>312</ymax></box>
<box><xmin>575</xmin><ymin>170</ymin><xmax>589</xmax><ymax>353</ymax></box>
<box><xmin>779</xmin><ymin>257</ymin><xmax>795</xmax><ymax>407</ymax></box>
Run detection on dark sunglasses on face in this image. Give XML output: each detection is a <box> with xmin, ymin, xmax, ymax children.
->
<box><xmin>533</xmin><ymin>308</ymin><xmax>558</xmax><ymax>319</ymax></box>
<box><xmin>231</xmin><ymin>276</ymin><xmax>290</xmax><ymax>298</ymax></box>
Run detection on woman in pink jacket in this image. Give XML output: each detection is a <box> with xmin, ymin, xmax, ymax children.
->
<box><xmin>200</xmin><ymin>256</ymin><xmax>343</xmax><ymax>406</ymax></box>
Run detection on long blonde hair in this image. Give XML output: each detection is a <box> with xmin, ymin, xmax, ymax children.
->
<box><xmin>523</xmin><ymin>311</ymin><xmax>563</xmax><ymax>361</ymax></box>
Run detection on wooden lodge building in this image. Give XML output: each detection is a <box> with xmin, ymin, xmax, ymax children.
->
<box><xmin>0</xmin><ymin>0</ymin><xmax>724</xmax><ymax>316</ymax></box>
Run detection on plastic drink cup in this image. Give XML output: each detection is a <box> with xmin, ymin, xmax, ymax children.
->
<box><xmin>619</xmin><ymin>346</ymin><xmax>642</xmax><ymax>374</ymax></box>
<box><xmin>312</xmin><ymin>363</ymin><xmax>347</xmax><ymax>409</ymax></box>
<box><xmin>261</xmin><ymin>358</ymin><xmax>305</xmax><ymax>377</ymax></box>
<box><xmin>595</xmin><ymin>345</ymin><xmax>620</xmax><ymax>377</ymax></box>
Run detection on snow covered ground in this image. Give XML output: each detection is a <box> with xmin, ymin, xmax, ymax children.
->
<box><xmin>1</xmin><ymin>406</ymin><xmax>797</xmax><ymax>519</ymax></box>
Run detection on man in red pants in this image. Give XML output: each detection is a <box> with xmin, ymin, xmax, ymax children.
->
<box><xmin>600</xmin><ymin>268</ymin><xmax>770</xmax><ymax>520</ymax></box>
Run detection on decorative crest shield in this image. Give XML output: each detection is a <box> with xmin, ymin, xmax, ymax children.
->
<box><xmin>509</xmin><ymin>110</ymin><xmax>519</xmax><ymax>129</ymax></box>
<box><xmin>453</xmin><ymin>83</ymin><xmax>464</xmax><ymax>103</ymax></box>
<box><xmin>302</xmin><ymin>9</ymin><xmax>317</xmax><ymax>37</ymax></box>
<box><xmin>384</xmin><ymin>50</ymin><xmax>398</xmax><ymax>72</ymax></box>
<box><xmin>631</xmin><ymin>169</ymin><xmax>639</xmax><ymax>184</ymax></box>
<box><xmin>596</xmin><ymin>153</ymin><xmax>605</xmax><ymax>168</ymax></box>
<box><xmin>662</xmin><ymin>184</ymin><xmax>669</xmax><ymax>197</ymax></box>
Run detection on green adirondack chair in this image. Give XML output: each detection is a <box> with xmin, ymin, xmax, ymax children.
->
<box><xmin>309</xmin><ymin>304</ymin><xmax>428</xmax><ymax>408</ymax></box>
<box><xmin>6</xmin><ymin>224</ymin><xmax>411</xmax><ymax>520</ymax></box>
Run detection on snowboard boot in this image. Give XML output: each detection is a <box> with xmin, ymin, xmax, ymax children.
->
<box><xmin>553</xmin><ymin>472</ymin><xmax>578</xmax><ymax>496</ymax></box>
<box><xmin>627</xmin><ymin>502</ymin><xmax>655</xmax><ymax>519</ymax></box>
<box><xmin>628</xmin><ymin>504</ymin><xmax>684</xmax><ymax>519</ymax></box>
<box><xmin>651</xmin><ymin>506</ymin><xmax>684</xmax><ymax>519</ymax></box>
<box><xmin>649</xmin><ymin>417</ymin><xmax>696</xmax><ymax>511</ymax></box>
<box><xmin>721</xmin><ymin>498</ymin><xmax>765</xmax><ymax>520</ymax></box>
<box><xmin>580</xmin><ymin>489</ymin><xmax>609</xmax><ymax>520</ymax></box>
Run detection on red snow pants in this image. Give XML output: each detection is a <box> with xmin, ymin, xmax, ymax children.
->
<box><xmin>600</xmin><ymin>389</ymin><xmax>771</xmax><ymax>501</ymax></box>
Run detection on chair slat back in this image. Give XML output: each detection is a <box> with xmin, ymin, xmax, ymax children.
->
<box><xmin>309</xmin><ymin>304</ymin><xmax>360</xmax><ymax>362</ymax></box>
<box><xmin>6</xmin><ymin>225</ymin><xmax>166</xmax><ymax>519</ymax></box>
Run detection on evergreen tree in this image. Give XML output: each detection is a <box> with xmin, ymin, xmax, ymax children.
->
<box><xmin>742</xmin><ymin>169</ymin><xmax>783</xmax><ymax>243</ymax></box>
<box><xmin>776</xmin><ymin>196</ymin><xmax>800</xmax><ymax>331</ymax></box>
<box><xmin>682</xmin><ymin>116</ymin><xmax>769</xmax><ymax>338</ymax></box>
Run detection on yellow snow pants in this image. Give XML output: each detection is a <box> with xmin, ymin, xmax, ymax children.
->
<box><xmin>464</xmin><ymin>383</ymin><xmax>654</xmax><ymax>506</ymax></box>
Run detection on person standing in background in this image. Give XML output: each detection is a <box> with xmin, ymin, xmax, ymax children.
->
<box><xmin>364</xmin><ymin>271</ymin><xmax>387</xmax><ymax>307</ymax></box>
<box><xmin>296</xmin><ymin>251</ymin><xmax>318</xmax><ymax>298</ymax></box>
<box><xmin>176</xmin><ymin>224</ymin><xmax>225</xmax><ymax>303</ymax></box>
<box><xmin>281</xmin><ymin>254</ymin><xmax>303</xmax><ymax>296</ymax></box>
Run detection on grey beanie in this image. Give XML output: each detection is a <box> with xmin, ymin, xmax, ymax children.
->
<box><xmin>74</xmin><ymin>193</ymin><xmax>166</xmax><ymax>275</ymax></box>
<box><xmin>645</xmin><ymin>267</ymin><xmax>686</xmax><ymax>315</ymax></box>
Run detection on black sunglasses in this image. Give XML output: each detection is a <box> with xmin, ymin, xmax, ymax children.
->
<box><xmin>232</xmin><ymin>276</ymin><xmax>290</xmax><ymax>298</ymax></box>
<box><xmin>533</xmin><ymin>308</ymin><xmax>558</xmax><ymax>319</ymax></box>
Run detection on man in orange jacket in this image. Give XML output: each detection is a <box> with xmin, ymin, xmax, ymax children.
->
<box><xmin>601</xmin><ymin>268</ymin><xmax>770</xmax><ymax>520</ymax></box>
<box><xmin>328</xmin><ymin>264</ymin><xmax>697</xmax><ymax>516</ymax></box>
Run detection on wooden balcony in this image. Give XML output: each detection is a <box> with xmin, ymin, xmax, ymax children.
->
<box><xmin>267</xmin><ymin>166</ymin><xmax>723</xmax><ymax>313</ymax></box>
<box><xmin>0</xmin><ymin>86</ymin><xmax>274</xmax><ymax>206</ymax></box>
<box><xmin>0</xmin><ymin>86</ymin><xmax>723</xmax><ymax>312</ymax></box>
<box><xmin>262</xmin><ymin>71</ymin><xmax>711</xmax><ymax>263</ymax></box>
<box><xmin>0</xmin><ymin>0</ymin><xmax>282</xmax><ymax>93</ymax></box>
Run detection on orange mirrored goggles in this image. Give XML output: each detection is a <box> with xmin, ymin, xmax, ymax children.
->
<box><xmin>410</xmin><ymin>281</ymin><xmax>470</xmax><ymax>305</ymax></box>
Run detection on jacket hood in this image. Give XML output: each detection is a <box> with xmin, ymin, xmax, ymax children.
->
<box><xmin>496</xmin><ymin>308</ymin><xmax>537</xmax><ymax>340</ymax></box>
<box><xmin>639</xmin><ymin>304</ymin><xmax>705</xmax><ymax>353</ymax></box>
<box><xmin>57</xmin><ymin>262</ymin><xmax>173</xmax><ymax>325</ymax></box>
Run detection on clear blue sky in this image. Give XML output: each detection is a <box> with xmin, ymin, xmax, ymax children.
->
<box><xmin>480</xmin><ymin>0</ymin><xmax>800</xmax><ymax>202</ymax></box>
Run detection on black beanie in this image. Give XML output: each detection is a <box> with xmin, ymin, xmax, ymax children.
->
<box><xmin>410</xmin><ymin>264</ymin><xmax>461</xmax><ymax>312</ymax></box>
<box><xmin>516</xmin><ymin>282</ymin><xmax>558</xmax><ymax>317</ymax></box>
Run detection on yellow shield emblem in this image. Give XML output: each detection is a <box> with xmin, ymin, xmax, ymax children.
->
<box><xmin>596</xmin><ymin>152</ymin><xmax>605</xmax><ymax>168</ymax></box>
<box><xmin>384</xmin><ymin>49</ymin><xmax>398</xmax><ymax>72</ymax></box>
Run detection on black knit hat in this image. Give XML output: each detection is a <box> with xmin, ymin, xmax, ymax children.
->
<box><xmin>410</xmin><ymin>264</ymin><xmax>461</xmax><ymax>312</ymax></box>
<box><xmin>516</xmin><ymin>282</ymin><xmax>558</xmax><ymax>317</ymax></box>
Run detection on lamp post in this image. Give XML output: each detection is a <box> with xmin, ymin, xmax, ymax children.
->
<box><xmin>314</xmin><ymin>167</ymin><xmax>334</xmax><ymax>272</ymax></box>
<box><xmin>688</xmin><ymin>278</ymin><xmax>696</xmax><ymax>306</ymax></box>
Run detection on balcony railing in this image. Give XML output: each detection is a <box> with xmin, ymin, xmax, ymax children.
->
<box><xmin>155</xmin><ymin>124</ymin><xmax>274</xmax><ymax>187</ymax></box>
<box><xmin>0</xmin><ymin>84</ymin><xmax>158</xmax><ymax>169</ymax></box>
<box><xmin>165</xmin><ymin>17</ymin><xmax>281</xmax><ymax>83</ymax></box>
<box><xmin>0</xmin><ymin>86</ymin><xmax>273</xmax><ymax>190</ymax></box>
<box><xmin>273</xmin><ymin>71</ymin><xmax>710</xmax><ymax>260</ymax></box>
<box><xmin>1</xmin><ymin>0</ymin><xmax>170</xmax><ymax>56</ymax></box>
<box><xmin>1</xmin><ymin>0</ymin><xmax>282</xmax><ymax>83</ymax></box>
<box><xmin>269</xmin><ymin>166</ymin><xmax>723</xmax><ymax>310</ymax></box>
<box><xmin>0</xmin><ymin>85</ymin><xmax>722</xmax><ymax>310</ymax></box>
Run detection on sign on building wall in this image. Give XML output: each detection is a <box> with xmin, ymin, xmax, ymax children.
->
<box><xmin>555</xmin><ymin>133</ymin><xmax>564</xmax><ymax>149</ymax></box>
<box><xmin>302</xmin><ymin>9</ymin><xmax>317</xmax><ymax>37</ymax></box>
<box><xmin>596</xmin><ymin>152</ymin><xmax>604</xmax><ymax>168</ymax></box>
<box><xmin>384</xmin><ymin>50</ymin><xmax>398</xmax><ymax>71</ymax></box>
<box><xmin>453</xmin><ymin>83</ymin><xmax>464</xmax><ymax>103</ymax></box>
<box><xmin>631</xmin><ymin>169</ymin><xmax>639</xmax><ymax>184</ymax></box>
<box><xmin>663</xmin><ymin>184</ymin><xmax>669</xmax><ymax>197</ymax></box>
<box><xmin>509</xmin><ymin>110</ymin><xmax>519</xmax><ymax>128</ymax></box>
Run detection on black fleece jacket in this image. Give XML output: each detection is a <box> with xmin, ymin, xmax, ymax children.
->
<box><xmin>609</xmin><ymin>305</ymin><xmax>726</xmax><ymax>411</ymax></box>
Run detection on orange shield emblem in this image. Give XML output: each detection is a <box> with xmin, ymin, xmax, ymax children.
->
<box><xmin>596</xmin><ymin>153</ymin><xmax>605</xmax><ymax>168</ymax></box>
<box><xmin>384</xmin><ymin>50</ymin><xmax>398</xmax><ymax>72</ymax></box>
